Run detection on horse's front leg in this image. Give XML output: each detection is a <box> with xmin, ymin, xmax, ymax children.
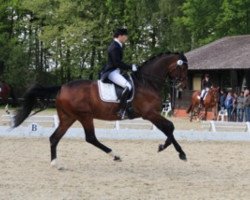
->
<box><xmin>204</xmin><ymin>108</ymin><xmax>208</xmax><ymax>120</ymax></box>
<box><xmin>144</xmin><ymin>112</ymin><xmax>187</xmax><ymax>161</ymax></box>
<box><xmin>80</xmin><ymin>117</ymin><xmax>121</xmax><ymax>162</ymax></box>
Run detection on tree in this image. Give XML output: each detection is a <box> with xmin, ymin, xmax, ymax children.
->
<box><xmin>216</xmin><ymin>0</ymin><xmax>250</xmax><ymax>37</ymax></box>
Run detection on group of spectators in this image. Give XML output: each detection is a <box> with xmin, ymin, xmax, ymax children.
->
<box><xmin>219</xmin><ymin>89</ymin><xmax>250</xmax><ymax>122</ymax></box>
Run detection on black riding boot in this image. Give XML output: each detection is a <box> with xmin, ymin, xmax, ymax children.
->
<box><xmin>117</xmin><ymin>87</ymin><xmax>130</xmax><ymax>119</ymax></box>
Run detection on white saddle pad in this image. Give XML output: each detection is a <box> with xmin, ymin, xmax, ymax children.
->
<box><xmin>98</xmin><ymin>81</ymin><xmax>119</xmax><ymax>103</ymax></box>
<box><xmin>97</xmin><ymin>80</ymin><xmax>134</xmax><ymax>103</ymax></box>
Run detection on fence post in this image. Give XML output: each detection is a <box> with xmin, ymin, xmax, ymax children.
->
<box><xmin>53</xmin><ymin>115</ymin><xmax>59</xmax><ymax>127</ymax></box>
<box><xmin>9</xmin><ymin>115</ymin><xmax>14</xmax><ymax>127</ymax></box>
<box><xmin>246</xmin><ymin>122</ymin><xmax>250</xmax><ymax>133</ymax></box>
<box><xmin>210</xmin><ymin>121</ymin><xmax>216</xmax><ymax>132</ymax></box>
<box><xmin>115</xmin><ymin>121</ymin><xmax>120</xmax><ymax>130</ymax></box>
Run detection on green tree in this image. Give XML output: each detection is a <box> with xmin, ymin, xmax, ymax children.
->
<box><xmin>177</xmin><ymin>0</ymin><xmax>222</xmax><ymax>48</ymax></box>
<box><xmin>216</xmin><ymin>0</ymin><xmax>250</xmax><ymax>37</ymax></box>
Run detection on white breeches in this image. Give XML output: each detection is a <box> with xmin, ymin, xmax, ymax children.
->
<box><xmin>201</xmin><ymin>88</ymin><xmax>209</xmax><ymax>98</ymax></box>
<box><xmin>108</xmin><ymin>69</ymin><xmax>132</xmax><ymax>90</ymax></box>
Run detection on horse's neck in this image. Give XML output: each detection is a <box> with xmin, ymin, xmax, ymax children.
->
<box><xmin>207</xmin><ymin>90</ymin><xmax>217</xmax><ymax>105</ymax></box>
<box><xmin>138</xmin><ymin>56</ymin><xmax>173</xmax><ymax>86</ymax></box>
<box><xmin>140</xmin><ymin>58</ymin><xmax>170</xmax><ymax>78</ymax></box>
<box><xmin>135</xmin><ymin>69</ymin><xmax>166</xmax><ymax>92</ymax></box>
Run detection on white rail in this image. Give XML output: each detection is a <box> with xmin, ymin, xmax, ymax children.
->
<box><xmin>1</xmin><ymin>114</ymin><xmax>59</xmax><ymax>128</ymax></box>
<box><xmin>202</xmin><ymin>121</ymin><xmax>250</xmax><ymax>133</ymax></box>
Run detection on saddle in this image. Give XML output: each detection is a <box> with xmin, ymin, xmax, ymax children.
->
<box><xmin>98</xmin><ymin>73</ymin><xmax>134</xmax><ymax>103</ymax></box>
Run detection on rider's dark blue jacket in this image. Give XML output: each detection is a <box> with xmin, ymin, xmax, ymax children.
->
<box><xmin>104</xmin><ymin>40</ymin><xmax>131</xmax><ymax>72</ymax></box>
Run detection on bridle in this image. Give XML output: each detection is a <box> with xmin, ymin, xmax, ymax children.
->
<box><xmin>135</xmin><ymin>53</ymin><xmax>188</xmax><ymax>90</ymax></box>
<box><xmin>170</xmin><ymin>58</ymin><xmax>188</xmax><ymax>88</ymax></box>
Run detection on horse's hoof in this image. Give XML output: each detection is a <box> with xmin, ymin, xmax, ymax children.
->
<box><xmin>158</xmin><ymin>144</ymin><xmax>165</xmax><ymax>152</ymax></box>
<box><xmin>179</xmin><ymin>153</ymin><xmax>187</xmax><ymax>161</ymax></box>
<box><xmin>114</xmin><ymin>156</ymin><xmax>122</xmax><ymax>162</ymax></box>
<box><xmin>51</xmin><ymin>159</ymin><xmax>65</xmax><ymax>170</ymax></box>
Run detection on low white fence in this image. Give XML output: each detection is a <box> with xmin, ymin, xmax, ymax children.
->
<box><xmin>202</xmin><ymin>121</ymin><xmax>250</xmax><ymax>133</ymax></box>
<box><xmin>1</xmin><ymin>114</ymin><xmax>250</xmax><ymax>141</ymax></box>
<box><xmin>1</xmin><ymin>114</ymin><xmax>155</xmax><ymax>130</ymax></box>
<box><xmin>1</xmin><ymin>114</ymin><xmax>59</xmax><ymax>128</ymax></box>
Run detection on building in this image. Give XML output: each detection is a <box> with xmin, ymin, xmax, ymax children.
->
<box><xmin>186</xmin><ymin>35</ymin><xmax>250</xmax><ymax>92</ymax></box>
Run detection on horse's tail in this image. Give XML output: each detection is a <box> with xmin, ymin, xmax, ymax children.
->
<box><xmin>13</xmin><ymin>84</ymin><xmax>61</xmax><ymax>128</ymax></box>
<box><xmin>186</xmin><ymin>104</ymin><xmax>193</xmax><ymax>114</ymax></box>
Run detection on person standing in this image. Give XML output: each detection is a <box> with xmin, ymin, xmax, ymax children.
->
<box><xmin>231</xmin><ymin>92</ymin><xmax>238</xmax><ymax>121</ymax></box>
<box><xmin>244</xmin><ymin>89</ymin><xmax>250</xmax><ymax>122</ymax></box>
<box><xmin>224</xmin><ymin>91</ymin><xmax>233</xmax><ymax>121</ymax></box>
<box><xmin>219</xmin><ymin>89</ymin><xmax>226</xmax><ymax>111</ymax></box>
<box><xmin>237</xmin><ymin>91</ymin><xmax>245</xmax><ymax>122</ymax></box>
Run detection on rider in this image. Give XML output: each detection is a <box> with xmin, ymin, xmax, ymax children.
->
<box><xmin>200</xmin><ymin>74</ymin><xmax>212</xmax><ymax>106</ymax></box>
<box><xmin>102</xmin><ymin>28</ymin><xmax>137</xmax><ymax>118</ymax></box>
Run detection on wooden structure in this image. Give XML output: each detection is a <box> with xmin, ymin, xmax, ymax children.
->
<box><xmin>186</xmin><ymin>35</ymin><xmax>250</xmax><ymax>91</ymax></box>
<box><xmin>173</xmin><ymin>35</ymin><xmax>250</xmax><ymax>113</ymax></box>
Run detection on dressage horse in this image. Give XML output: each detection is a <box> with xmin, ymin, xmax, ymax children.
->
<box><xmin>187</xmin><ymin>87</ymin><xmax>219</xmax><ymax>121</ymax></box>
<box><xmin>12</xmin><ymin>52</ymin><xmax>188</xmax><ymax>168</ymax></box>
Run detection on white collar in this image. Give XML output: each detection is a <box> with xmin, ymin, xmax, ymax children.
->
<box><xmin>114</xmin><ymin>38</ymin><xmax>123</xmax><ymax>47</ymax></box>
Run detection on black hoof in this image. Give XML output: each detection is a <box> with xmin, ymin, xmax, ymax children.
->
<box><xmin>114</xmin><ymin>156</ymin><xmax>122</xmax><ymax>162</ymax></box>
<box><xmin>179</xmin><ymin>153</ymin><xmax>187</xmax><ymax>161</ymax></box>
<box><xmin>158</xmin><ymin>144</ymin><xmax>165</xmax><ymax>152</ymax></box>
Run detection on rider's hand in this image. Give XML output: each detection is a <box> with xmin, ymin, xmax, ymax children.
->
<box><xmin>132</xmin><ymin>64</ymin><xmax>137</xmax><ymax>71</ymax></box>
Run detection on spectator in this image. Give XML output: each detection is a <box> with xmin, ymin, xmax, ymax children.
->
<box><xmin>244</xmin><ymin>89</ymin><xmax>250</xmax><ymax>122</ymax></box>
<box><xmin>231</xmin><ymin>92</ymin><xmax>238</xmax><ymax>121</ymax></box>
<box><xmin>224</xmin><ymin>91</ymin><xmax>233</xmax><ymax>121</ymax></box>
<box><xmin>237</xmin><ymin>91</ymin><xmax>245</xmax><ymax>122</ymax></box>
<box><xmin>219</xmin><ymin>89</ymin><xmax>226</xmax><ymax>111</ymax></box>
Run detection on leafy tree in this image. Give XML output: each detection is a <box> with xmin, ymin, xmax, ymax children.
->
<box><xmin>216</xmin><ymin>0</ymin><xmax>250</xmax><ymax>37</ymax></box>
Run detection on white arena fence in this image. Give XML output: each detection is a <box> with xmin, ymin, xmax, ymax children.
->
<box><xmin>1</xmin><ymin>114</ymin><xmax>250</xmax><ymax>141</ymax></box>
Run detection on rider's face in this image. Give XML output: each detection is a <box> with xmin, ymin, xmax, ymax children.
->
<box><xmin>119</xmin><ymin>35</ymin><xmax>128</xmax><ymax>44</ymax></box>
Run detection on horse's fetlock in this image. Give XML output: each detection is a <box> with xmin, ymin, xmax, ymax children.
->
<box><xmin>86</xmin><ymin>137</ymin><xmax>95</xmax><ymax>144</ymax></box>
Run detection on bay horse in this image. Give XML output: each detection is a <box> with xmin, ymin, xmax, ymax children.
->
<box><xmin>12</xmin><ymin>52</ymin><xmax>188</xmax><ymax>169</ymax></box>
<box><xmin>187</xmin><ymin>87</ymin><xmax>219</xmax><ymax>121</ymax></box>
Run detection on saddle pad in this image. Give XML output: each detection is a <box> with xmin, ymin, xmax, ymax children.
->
<box><xmin>97</xmin><ymin>81</ymin><xmax>119</xmax><ymax>103</ymax></box>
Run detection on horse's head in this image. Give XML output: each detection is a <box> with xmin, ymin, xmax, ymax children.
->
<box><xmin>167</xmin><ymin>53</ymin><xmax>188</xmax><ymax>89</ymax></box>
<box><xmin>137</xmin><ymin>52</ymin><xmax>188</xmax><ymax>91</ymax></box>
<box><xmin>210</xmin><ymin>86</ymin><xmax>220</xmax><ymax>101</ymax></box>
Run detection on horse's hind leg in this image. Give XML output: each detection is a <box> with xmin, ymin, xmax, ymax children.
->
<box><xmin>49</xmin><ymin>112</ymin><xmax>75</xmax><ymax>169</ymax></box>
<box><xmin>80</xmin><ymin>118</ymin><xmax>121</xmax><ymax>161</ymax></box>
<box><xmin>146</xmin><ymin>113</ymin><xmax>187</xmax><ymax>161</ymax></box>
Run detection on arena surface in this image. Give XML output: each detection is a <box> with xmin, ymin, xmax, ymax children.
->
<box><xmin>1</xmin><ymin>138</ymin><xmax>250</xmax><ymax>200</ymax></box>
